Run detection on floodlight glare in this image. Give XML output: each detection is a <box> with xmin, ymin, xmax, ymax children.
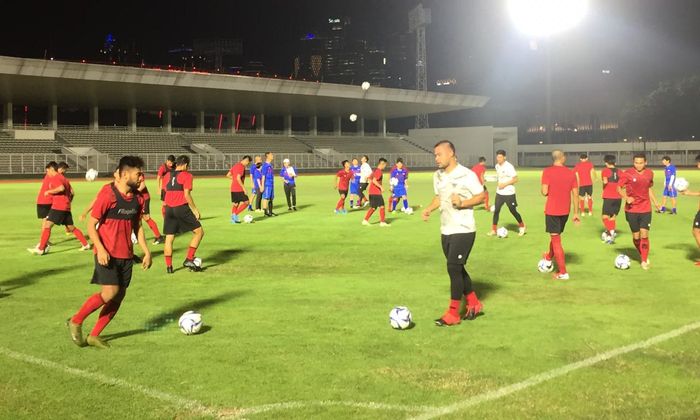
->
<box><xmin>507</xmin><ymin>0</ymin><xmax>588</xmax><ymax>38</ymax></box>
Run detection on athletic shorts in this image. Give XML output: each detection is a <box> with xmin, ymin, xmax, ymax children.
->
<box><xmin>663</xmin><ymin>186</ymin><xmax>678</xmax><ymax>198</ymax></box>
<box><xmin>91</xmin><ymin>255</ymin><xmax>133</xmax><ymax>288</ymax></box>
<box><xmin>625</xmin><ymin>211</ymin><xmax>651</xmax><ymax>232</ymax></box>
<box><xmin>392</xmin><ymin>186</ymin><xmax>407</xmax><ymax>198</ymax></box>
<box><xmin>47</xmin><ymin>209</ymin><xmax>74</xmax><ymax>226</ymax></box>
<box><xmin>602</xmin><ymin>198</ymin><xmax>622</xmax><ymax>217</ymax></box>
<box><xmin>441</xmin><ymin>232</ymin><xmax>476</xmax><ymax>265</ymax></box>
<box><xmin>694</xmin><ymin>211</ymin><xmax>700</xmax><ymax>229</ymax></box>
<box><xmin>37</xmin><ymin>204</ymin><xmax>52</xmax><ymax>219</ymax></box>
<box><xmin>160</xmin><ymin>190</ymin><xmax>166</xmax><ymax>201</ymax></box>
<box><xmin>338</xmin><ymin>189</ymin><xmax>348</xmax><ymax>197</ymax></box>
<box><xmin>495</xmin><ymin>193</ymin><xmax>518</xmax><ymax>208</ymax></box>
<box><xmin>359</xmin><ymin>183</ymin><xmax>369</xmax><ymax>193</ymax></box>
<box><xmin>578</xmin><ymin>185</ymin><xmax>593</xmax><ymax>196</ymax></box>
<box><xmin>545</xmin><ymin>214</ymin><xmax>569</xmax><ymax>234</ymax></box>
<box><xmin>349</xmin><ymin>182</ymin><xmax>360</xmax><ymax>195</ymax></box>
<box><xmin>143</xmin><ymin>198</ymin><xmax>151</xmax><ymax>215</ymax></box>
<box><xmin>164</xmin><ymin>204</ymin><xmax>201</xmax><ymax>235</ymax></box>
<box><xmin>369</xmin><ymin>194</ymin><xmax>385</xmax><ymax>208</ymax></box>
<box><xmin>262</xmin><ymin>187</ymin><xmax>274</xmax><ymax>200</ymax></box>
<box><xmin>231</xmin><ymin>191</ymin><xmax>249</xmax><ymax>203</ymax></box>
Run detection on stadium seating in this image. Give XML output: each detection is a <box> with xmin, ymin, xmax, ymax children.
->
<box><xmin>182</xmin><ymin>134</ymin><xmax>312</xmax><ymax>154</ymax></box>
<box><xmin>57</xmin><ymin>131</ymin><xmax>191</xmax><ymax>158</ymax></box>
<box><xmin>0</xmin><ymin>132</ymin><xmax>63</xmax><ymax>154</ymax></box>
<box><xmin>297</xmin><ymin>136</ymin><xmax>427</xmax><ymax>154</ymax></box>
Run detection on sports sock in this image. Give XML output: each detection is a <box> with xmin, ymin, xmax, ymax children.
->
<box><xmin>349</xmin><ymin>200</ymin><xmax>354</xmax><ymax>207</ymax></box>
<box><xmin>364</xmin><ymin>208</ymin><xmax>375</xmax><ymax>221</ymax></box>
<box><xmin>551</xmin><ymin>234</ymin><xmax>566</xmax><ymax>274</ymax></box>
<box><xmin>633</xmin><ymin>238</ymin><xmax>641</xmax><ymax>253</ymax></box>
<box><xmin>235</xmin><ymin>203</ymin><xmax>248</xmax><ymax>215</ymax></box>
<box><xmin>336</xmin><ymin>197</ymin><xmax>345</xmax><ymax>210</ymax></box>
<box><xmin>146</xmin><ymin>219</ymin><xmax>161</xmax><ymax>237</ymax></box>
<box><xmin>465</xmin><ymin>291</ymin><xmax>479</xmax><ymax>307</ymax></box>
<box><xmin>90</xmin><ymin>297</ymin><xmax>123</xmax><ymax>336</ymax></box>
<box><xmin>611</xmin><ymin>219</ymin><xmax>616</xmax><ymax>233</ymax></box>
<box><xmin>403</xmin><ymin>199</ymin><xmax>409</xmax><ymax>210</ymax></box>
<box><xmin>579</xmin><ymin>199</ymin><xmax>585</xmax><ymax>213</ymax></box>
<box><xmin>186</xmin><ymin>246</ymin><xmax>197</xmax><ymax>260</ymax></box>
<box><xmin>38</xmin><ymin>227</ymin><xmax>51</xmax><ymax>250</ymax></box>
<box><xmin>602</xmin><ymin>218</ymin><xmax>611</xmax><ymax>233</ymax></box>
<box><xmin>545</xmin><ymin>240</ymin><xmax>554</xmax><ymax>260</ymax></box>
<box><xmin>518</xmin><ymin>222</ymin><xmax>525</xmax><ymax>228</ymax></box>
<box><xmin>379</xmin><ymin>207</ymin><xmax>386</xmax><ymax>222</ymax></box>
<box><xmin>71</xmin><ymin>293</ymin><xmax>105</xmax><ymax>324</ymax></box>
<box><xmin>640</xmin><ymin>237</ymin><xmax>650</xmax><ymax>262</ymax></box>
<box><xmin>73</xmin><ymin>228</ymin><xmax>88</xmax><ymax>246</ymax></box>
<box><xmin>491</xmin><ymin>224</ymin><xmax>497</xmax><ymax>232</ymax></box>
<box><xmin>588</xmin><ymin>199</ymin><xmax>593</xmax><ymax>213</ymax></box>
<box><xmin>484</xmin><ymin>191</ymin><xmax>490</xmax><ymax>208</ymax></box>
<box><xmin>231</xmin><ymin>204</ymin><xmax>237</xmax><ymax>215</ymax></box>
<box><xmin>165</xmin><ymin>255</ymin><xmax>172</xmax><ymax>267</ymax></box>
<box><xmin>448</xmin><ymin>299</ymin><xmax>461</xmax><ymax>317</ymax></box>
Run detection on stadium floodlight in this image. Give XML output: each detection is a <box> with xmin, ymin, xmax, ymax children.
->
<box><xmin>361</xmin><ymin>81</ymin><xmax>370</xmax><ymax>91</ymax></box>
<box><xmin>507</xmin><ymin>0</ymin><xmax>588</xmax><ymax>38</ymax></box>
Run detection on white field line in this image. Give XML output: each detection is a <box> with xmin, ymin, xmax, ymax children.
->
<box><xmin>410</xmin><ymin>320</ymin><xmax>700</xmax><ymax>420</ymax></box>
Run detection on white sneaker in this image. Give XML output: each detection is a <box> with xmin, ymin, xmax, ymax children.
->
<box><xmin>641</xmin><ymin>260</ymin><xmax>650</xmax><ymax>270</ymax></box>
<box><xmin>487</xmin><ymin>230</ymin><xmax>496</xmax><ymax>236</ymax></box>
<box><xmin>553</xmin><ymin>272</ymin><xmax>570</xmax><ymax>280</ymax></box>
<box><xmin>518</xmin><ymin>226</ymin><xmax>526</xmax><ymax>236</ymax></box>
<box><xmin>80</xmin><ymin>244</ymin><xmax>91</xmax><ymax>251</ymax></box>
<box><xmin>362</xmin><ymin>220</ymin><xmax>370</xmax><ymax>226</ymax></box>
<box><xmin>362</xmin><ymin>201</ymin><xmax>369</xmax><ymax>208</ymax></box>
<box><xmin>27</xmin><ymin>246</ymin><xmax>46</xmax><ymax>255</ymax></box>
<box><xmin>380</xmin><ymin>222</ymin><xmax>391</xmax><ymax>227</ymax></box>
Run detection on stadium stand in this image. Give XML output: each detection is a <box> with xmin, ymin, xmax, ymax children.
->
<box><xmin>0</xmin><ymin>132</ymin><xmax>63</xmax><ymax>154</ymax></box>
<box><xmin>182</xmin><ymin>134</ymin><xmax>312</xmax><ymax>154</ymax></box>
<box><xmin>297</xmin><ymin>135</ymin><xmax>428</xmax><ymax>154</ymax></box>
<box><xmin>56</xmin><ymin>131</ymin><xmax>191</xmax><ymax>158</ymax></box>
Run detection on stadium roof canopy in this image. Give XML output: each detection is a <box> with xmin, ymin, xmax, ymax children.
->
<box><xmin>0</xmin><ymin>56</ymin><xmax>488</xmax><ymax>119</ymax></box>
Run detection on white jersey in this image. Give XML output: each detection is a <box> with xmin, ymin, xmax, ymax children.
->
<box><xmin>433</xmin><ymin>164</ymin><xmax>484</xmax><ymax>235</ymax></box>
<box><xmin>495</xmin><ymin>161</ymin><xmax>517</xmax><ymax>195</ymax></box>
<box><xmin>359</xmin><ymin>162</ymin><xmax>372</xmax><ymax>183</ymax></box>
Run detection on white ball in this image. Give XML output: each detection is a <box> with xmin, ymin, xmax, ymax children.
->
<box><xmin>130</xmin><ymin>232</ymin><xmax>138</xmax><ymax>244</ymax></box>
<box><xmin>496</xmin><ymin>227</ymin><xmax>508</xmax><ymax>238</ymax></box>
<box><xmin>349</xmin><ymin>113</ymin><xmax>358</xmax><ymax>122</ymax></box>
<box><xmin>404</xmin><ymin>207</ymin><xmax>414</xmax><ymax>215</ymax></box>
<box><xmin>361</xmin><ymin>81</ymin><xmax>370</xmax><ymax>91</ymax></box>
<box><xmin>490</xmin><ymin>205</ymin><xmax>495</xmax><ymax>212</ymax></box>
<box><xmin>85</xmin><ymin>168</ymin><xmax>98</xmax><ymax>182</ymax></box>
<box><xmin>179</xmin><ymin>311</ymin><xmax>203</xmax><ymax>335</ymax></box>
<box><xmin>615</xmin><ymin>254</ymin><xmax>631</xmax><ymax>270</ymax></box>
<box><xmin>243</xmin><ymin>214</ymin><xmax>254</xmax><ymax>223</ymax></box>
<box><xmin>537</xmin><ymin>258</ymin><xmax>554</xmax><ymax>273</ymax></box>
<box><xmin>193</xmin><ymin>257</ymin><xmax>202</xmax><ymax>268</ymax></box>
<box><xmin>389</xmin><ymin>177</ymin><xmax>399</xmax><ymax>187</ymax></box>
<box><xmin>601</xmin><ymin>231</ymin><xmax>612</xmax><ymax>243</ymax></box>
<box><xmin>673</xmin><ymin>177</ymin><xmax>689</xmax><ymax>192</ymax></box>
<box><xmin>389</xmin><ymin>306</ymin><xmax>412</xmax><ymax>330</ymax></box>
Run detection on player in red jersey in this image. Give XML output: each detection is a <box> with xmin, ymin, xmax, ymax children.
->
<box><xmin>617</xmin><ymin>153</ymin><xmax>660</xmax><ymax>270</ymax></box>
<box><xmin>600</xmin><ymin>154</ymin><xmax>622</xmax><ymax>243</ymax></box>
<box><xmin>362</xmin><ymin>158</ymin><xmax>390</xmax><ymax>227</ymax></box>
<box><xmin>334</xmin><ymin>160</ymin><xmax>354</xmax><ymax>214</ymax></box>
<box><xmin>136</xmin><ymin>173</ymin><xmax>164</xmax><ymax>244</ymax></box>
<box><xmin>541</xmin><ymin>150</ymin><xmax>580</xmax><ymax>280</ymax></box>
<box><xmin>226</xmin><ymin>155</ymin><xmax>252</xmax><ymax>224</ymax></box>
<box><xmin>156</xmin><ymin>155</ymin><xmax>175</xmax><ymax>217</ymax></box>
<box><xmin>163</xmin><ymin>155</ymin><xmax>204</xmax><ymax>273</ymax></box>
<box><xmin>574</xmin><ymin>153</ymin><xmax>596</xmax><ymax>217</ymax></box>
<box><xmin>470</xmin><ymin>156</ymin><xmax>490</xmax><ymax>211</ymax></box>
<box><xmin>680</xmin><ymin>153</ymin><xmax>700</xmax><ymax>266</ymax></box>
<box><xmin>36</xmin><ymin>161</ymin><xmax>59</xmax><ymax>226</ymax></box>
<box><xmin>28</xmin><ymin>162</ymin><xmax>90</xmax><ymax>255</ymax></box>
<box><xmin>67</xmin><ymin>156</ymin><xmax>151</xmax><ymax>349</ymax></box>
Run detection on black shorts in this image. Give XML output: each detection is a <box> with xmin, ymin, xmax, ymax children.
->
<box><xmin>160</xmin><ymin>190</ymin><xmax>166</xmax><ymax>201</ymax></box>
<box><xmin>441</xmin><ymin>233</ymin><xmax>476</xmax><ymax>265</ymax></box>
<box><xmin>360</xmin><ymin>183</ymin><xmax>369</xmax><ymax>192</ymax></box>
<box><xmin>625</xmin><ymin>212</ymin><xmax>651</xmax><ymax>232</ymax></box>
<box><xmin>545</xmin><ymin>214</ymin><xmax>569</xmax><ymax>234</ymax></box>
<box><xmin>693</xmin><ymin>211</ymin><xmax>700</xmax><ymax>230</ymax></box>
<box><xmin>231</xmin><ymin>191</ymin><xmax>249</xmax><ymax>203</ymax></box>
<box><xmin>602</xmin><ymin>199</ymin><xmax>621</xmax><ymax>217</ymax></box>
<box><xmin>338</xmin><ymin>189</ymin><xmax>348</xmax><ymax>197</ymax></box>
<box><xmin>37</xmin><ymin>204</ymin><xmax>52</xmax><ymax>219</ymax></box>
<box><xmin>579</xmin><ymin>185</ymin><xmax>593</xmax><ymax>196</ymax></box>
<box><xmin>91</xmin><ymin>255</ymin><xmax>133</xmax><ymax>288</ymax></box>
<box><xmin>164</xmin><ymin>205</ymin><xmax>202</xmax><ymax>235</ymax></box>
<box><xmin>495</xmin><ymin>193</ymin><xmax>518</xmax><ymax>208</ymax></box>
<box><xmin>143</xmin><ymin>198</ymin><xmax>151</xmax><ymax>215</ymax></box>
<box><xmin>47</xmin><ymin>209</ymin><xmax>74</xmax><ymax>226</ymax></box>
<box><xmin>369</xmin><ymin>194</ymin><xmax>385</xmax><ymax>208</ymax></box>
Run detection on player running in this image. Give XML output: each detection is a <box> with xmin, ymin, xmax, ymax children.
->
<box><xmin>362</xmin><ymin>158</ymin><xmax>390</xmax><ymax>227</ymax></box>
<box><xmin>250</xmin><ymin>156</ymin><xmax>263</xmax><ymax>212</ymax></box>
<box><xmin>541</xmin><ymin>150</ymin><xmax>580</xmax><ymax>280</ymax></box>
<box><xmin>470</xmin><ymin>156</ymin><xmax>490</xmax><ymax>211</ymax></box>
<box><xmin>226</xmin><ymin>155</ymin><xmax>252</xmax><ymax>224</ymax></box>
<box><xmin>162</xmin><ymin>155</ymin><xmax>204</xmax><ymax>273</ymax></box>
<box><xmin>617</xmin><ymin>153</ymin><xmax>660</xmax><ymax>270</ymax></box>
<box><xmin>389</xmin><ymin>158</ymin><xmax>410</xmax><ymax>213</ymax></box>
<box><xmin>490</xmin><ymin>150</ymin><xmax>526</xmax><ymax>236</ymax></box>
<box><xmin>137</xmin><ymin>173</ymin><xmax>164</xmax><ymax>244</ymax></box>
<box><xmin>600</xmin><ymin>154</ymin><xmax>622</xmax><ymax>243</ymax></box>
<box><xmin>680</xmin><ymin>153</ymin><xmax>700</xmax><ymax>266</ymax></box>
<box><xmin>422</xmin><ymin>140</ymin><xmax>484</xmax><ymax>326</ymax></box>
<box><xmin>659</xmin><ymin>156</ymin><xmax>678</xmax><ymax>214</ymax></box>
<box><xmin>349</xmin><ymin>158</ymin><xmax>361</xmax><ymax>208</ymax></box>
<box><xmin>574</xmin><ymin>153</ymin><xmax>596</xmax><ymax>217</ymax></box>
<box><xmin>281</xmin><ymin>158</ymin><xmax>298</xmax><ymax>211</ymax></box>
<box><xmin>156</xmin><ymin>155</ymin><xmax>175</xmax><ymax>217</ymax></box>
<box><xmin>67</xmin><ymin>156</ymin><xmax>151</xmax><ymax>349</ymax></box>
<box><xmin>335</xmin><ymin>160</ymin><xmax>354</xmax><ymax>214</ymax></box>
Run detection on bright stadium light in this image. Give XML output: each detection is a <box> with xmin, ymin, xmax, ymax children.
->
<box><xmin>507</xmin><ymin>0</ymin><xmax>588</xmax><ymax>38</ymax></box>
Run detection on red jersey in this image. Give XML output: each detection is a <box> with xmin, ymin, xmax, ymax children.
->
<box><xmin>574</xmin><ymin>161</ymin><xmax>594</xmax><ymax>186</ymax></box>
<box><xmin>471</xmin><ymin>164</ymin><xmax>486</xmax><ymax>185</ymax></box>
<box><xmin>336</xmin><ymin>169</ymin><xmax>353</xmax><ymax>190</ymax></box>
<box><xmin>541</xmin><ymin>165</ymin><xmax>577</xmax><ymax>216</ymax></box>
<box><xmin>36</xmin><ymin>174</ymin><xmax>58</xmax><ymax>205</ymax></box>
<box><xmin>620</xmin><ymin>168</ymin><xmax>654</xmax><ymax>213</ymax></box>
<box><xmin>229</xmin><ymin>163</ymin><xmax>246</xmax><ymax>192</ymax></box>
<box><xmin>50</xmin><ymin>174</ymin><xmax>73</xmax><ymax>211</ymax></box>
<box><xmin>92</xmin><ymin>183</ymin><xmax>144</xmax><ymax>259</ymax></box>
<box><xmin>368</xmin><ymin>168</ymin><xmax>383</xmax><ymax>195</ymax></box>
<box><xmin>164</xmin><ymin>170</ymin><xmax>193</xmax><ymax>207</ymax></box>
<box><xmin>601</xmin><ymin>167</ymin><xmax>621</xmax><ymax>199</ymax></box>
<box><xmin>157</xmin><ymin>164</ymin><xmax>170</xmax><ymax>191</ymax></box>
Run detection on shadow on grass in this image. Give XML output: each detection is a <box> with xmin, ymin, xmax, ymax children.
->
<box><xmin>198</xmin><ymin>216</ymin><xmax>217</xmax><ymax>221</ymax></box>
<box><xmin>664</xmin><ymin>242</ymin><xmax>700</xmax><ymax>262</ymax></box>
<box><xmin>615</xmin><ymin>247</ymin><xmax>640</xmax><ymax>262</ymax></box>
<box><xmin>102</xmin><ymin>290</ymin><xmax>248</xmax><ymax>342</ymax></box>
<box><xmin>0</xmin><ymin>266</ymin><xmax>75</xmax><ymax>295</ymax></box>
<box><xmin>471</xmin><ymin>279</ymin><xmax>499</xmax><ymax>300</ymax></box>
<box><xmin>202</xmin><ymin>248</ymin><xmax>244</xmax><ymax>269</ymax></box>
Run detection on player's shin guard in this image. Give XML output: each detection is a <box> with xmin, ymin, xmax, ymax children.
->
<box><xmin>336</xmin><ymin>197</ymin><xmax>345</xmax><ymax>210</ymax></box>
<box><xmin>146</xmin><ymin>218</ymin><xmax>161</xmax><ymax>237</ymax></box>
<box><xmin>633</xmin><ymin>238</ymin><xmax>641</xmax><ymax>253</ymax></box>
<box><xmin>186</xmin><ymin>246</ymin><xmax>197</xmax><ymax>260</ymax></box>
<box><xmin>73</xmin><ymin>228</ymin><xmax>88</xmax><ymax>246</ymax></box>
<box><xmin>38</xmin><ymin>227</ymin><xmax>51</xmax><ymax>250</ymax></box>
<box><xmin>71</xmin><ymin>293</ymin><xmax>105</xmax><ymax>324</ymax></box>
<box><xmin>579</xmin><ymin>199</ymin><xmax>585</xmax><ymax>213</ymax></box>
<box><xmin>551</xmin><ymin>234</ymin><xmax>567</xmax><ymax>274</ymax></box>
<box><xmin>165</xmin><ymin>255</ymin><xmax>173</xmax><ymax>267</ymax></box>
<box><xmin>364</xmin><ymin>208</ymin><xmax>375</xmax><ymax>221</ymax></box>
<box><xmin>640</xmin><ymin>238</ymin><xmax>650</xmax><ymax>262</ymax></box>
<box><xmin>235</xmin><ymin>203</ymin><xmax>248</xmax><ymax>215</ymax></box>
<box><xmin>379</xmin><ymin>207</ymin><xmax>386</xmax><ymax>222</ymax></box>
<box><xmin>90</xmin><ymin>294</ymin><xmax>123</xmax><ymax>336</ymax></box>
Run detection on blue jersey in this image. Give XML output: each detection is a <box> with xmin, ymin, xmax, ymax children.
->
<box><xmin>280</xmin><ymin>167</ymin><xmax>296</xmax><ymax>186</ymax></box>
<box><xmin>391</xmin><ymin>167</ymin><xmax>408</xmax><ymax>187</ymax></box>
<box><xmin>261</xmin><ymin>162</ymin><xmax>275</xmax><ymax>187</ymax></box>
<box><xmin>350</xmin><ymin>165</ymin><xmax>361</xmax><ymax>185</ymax></box>
<box><xmin>664</xmin><ymin>164</ymin><xmax>676</xmax><ymax>186</ymax></box>
<box><xmin>250</xmin><ymin>165</ymin><xmax>262</xmax><ymax>187</ymax></box>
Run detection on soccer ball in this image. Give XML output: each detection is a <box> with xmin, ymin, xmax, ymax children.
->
<box><xmin>178</xmin><ymin>311</ymin><xmax>203</xmax><ymax>335</ymax></box>
<box><xmin>349</xmin><ymin>113</ymin><xmax>358</xmax><ymax>122</ymax></box>
<box><xmin>193</xmin><ymin>257</ymin><xmax>202</xmax><ymax>268</ymax></box>
<box><xmin>496</xmin><ymin>227</ymin><xmax>508</xmax><ymax>238</ymax></box>
<box><xmin>389</xmin><ymin>306</ymin><xmax>412</xmax><ymax>330</ymax></box>
<box><xmin>404</xmin><ymin>207</ymin><xmax>414</xmax><ymax>215</ymax></box>
<box><xmin>490</xmin><ymin>205</ymin><xmax>495</xmax><ymax>212</ymax></box>
<box><xmin>85</xmin><ymin>168</ymin><xmax>98</xmax><ymax>182</ymax></box>
<box><xmin>601</xmin><ymin>231</ymin><xmax>613</xmax><ymax>243</ymax></box>
<box><xmin>674</xmin><ymin>177</ymin><xmax>689</xmax><ymax>192</ymax></box>
<box><xmin>243</xmin><ymin>214</ymin><xmax>254</xmax><ymax>223</ymax></box>
<box><xmin>361</xmin><ymin>81</ymin><xmax>371</xmax><ymax>91</ymax></box>
<box><xmin>537</xmin><ymin>258</ymin><xmax>554</xmax><ymax>273</ymax></box>
<box><xmin>389</xmin><ymin>177</ymin><xmax>399</xmax><ymax>187</ymax></box>
<box><xmin>614</xmin><ymin>254</ymin><xmax>631</xmax><ymax>270</ymax></box>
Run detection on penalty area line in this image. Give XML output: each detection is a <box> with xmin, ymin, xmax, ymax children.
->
<box><xmin>410</xmin><ymin>320</ymin><xmax>700</xmax><ymax>420</ymax></box>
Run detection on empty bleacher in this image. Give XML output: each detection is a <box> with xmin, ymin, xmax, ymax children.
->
<box><xmin>183</xmin><ymin>134</ymin><xmax>311</xmax><ymax>154</ymax></box>
<box><xmin>298</xmin><ymin>136</ymin><xmax>428</xmax><ymax>154</ymax></box>
<box><xmin>57</xmin><ymin>131</ymin><xmax>191</xmax><ymax>158</ymax></box>
<box><xmin>0</xmin><ymin>132</ymin><xmax>63</xmax><ymax>154</ymax></box>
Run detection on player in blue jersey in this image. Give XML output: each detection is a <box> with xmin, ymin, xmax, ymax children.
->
<box><xmin>659</xmin><ymin>156</ymin><xmax>677</xmax><ymax>214</ymax></box>
<box><xmin>389</xmin><ymin>158</ymin><xmax>410</xmax><ymax>213</ymax></box>
<box><xmin>280</xmin><ymin>158</ymin><xmax>297</xmax><ymax>211</ymax></box>
<box><xmin>250</xmin><ymin>156</ymin><xmax>263</xmax><ymax>212</ymax></box>
<box><xmin>349</xmin><ymin>158</ymin><xmax>362</xmax><ymax>209</ymax></box>
<box><xmin>260</xmin><ymin>152</ymin><xmax>277</xmax><ymax>217</ymax></box>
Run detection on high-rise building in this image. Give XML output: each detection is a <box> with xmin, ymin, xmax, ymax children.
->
<box><xmin>192</xmin><ymin>38</ymin><xmax>243</xmax><ymax>72</ymax></box>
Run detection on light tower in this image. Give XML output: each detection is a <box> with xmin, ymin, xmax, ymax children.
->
<box><xmin>409</xmin><ymin>3</ymin><xmax>431</xmax><ymax>129</ymax></box>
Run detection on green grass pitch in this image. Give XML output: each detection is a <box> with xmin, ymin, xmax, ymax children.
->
<box><xmin>1</xmin><ymin>168</ymin><xmax>699</xmax><ymax>419</ymax></box>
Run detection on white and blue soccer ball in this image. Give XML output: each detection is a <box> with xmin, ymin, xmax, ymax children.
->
<box><xmin>179</xmin><ymin>311</ymin><xmax>203</xmax><ymax>335</ymax></box>
<box><xmin>243</xmin><ymin>214</ymin><xmax>254</xmax><ymax>224</ymax></box>
<box><xmin>615</xmin><ymin>254</ymin><xmax>631</xmax><ymax>270</ymax></box>
<box><xmin>193</xmin><ymin>257</ymin><xmax>202</xmax><ymax>268</ymax></box>
<box><xmin>389</xmin><ymin>177</ymin><xmax>399</xmax><ymax>187</ymax></box>
<box><xmin>404</xmin><ymin>207</ymin><xmax>414</xmax><ymax>215</ymax></box>
<box><xmin>537</xmin><ymin>258</ymin><xmax>554</xmax><ymax>273</ymax></box>
<box><xmin>496</xmin><ymin>227</ymin><xmax>508</xmax><ymax>238</ymax></box>
<box><xmin>601</xmin><ymin>231</ymin><xmax>613</xmax><ymax>243</ymax></box>
<box><xmin>85</xmin><ymin>168</ymin><xmax>98</xmax><ymax>182</ymax></box>
<box><xmin>673</xmin><ymin>177</ymin><xmax>689</xmax><ymax>192</ymax></box>
<box><xmin>389</xmin><ymin>306</ymin><xmax>412</xmax><ymax>330</ymax></box>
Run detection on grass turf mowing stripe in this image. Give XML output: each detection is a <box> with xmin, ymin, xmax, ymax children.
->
<box><xmin>410</xmin><ymin>320</ymin><xmax>700</xmax><ymax>420</ymax></box>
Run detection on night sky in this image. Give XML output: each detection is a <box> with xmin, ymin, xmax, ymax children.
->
<box><xmin>2</xmin><ymin>0</ymin><xmax>700</xmax><ymax>126</ymax></box>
